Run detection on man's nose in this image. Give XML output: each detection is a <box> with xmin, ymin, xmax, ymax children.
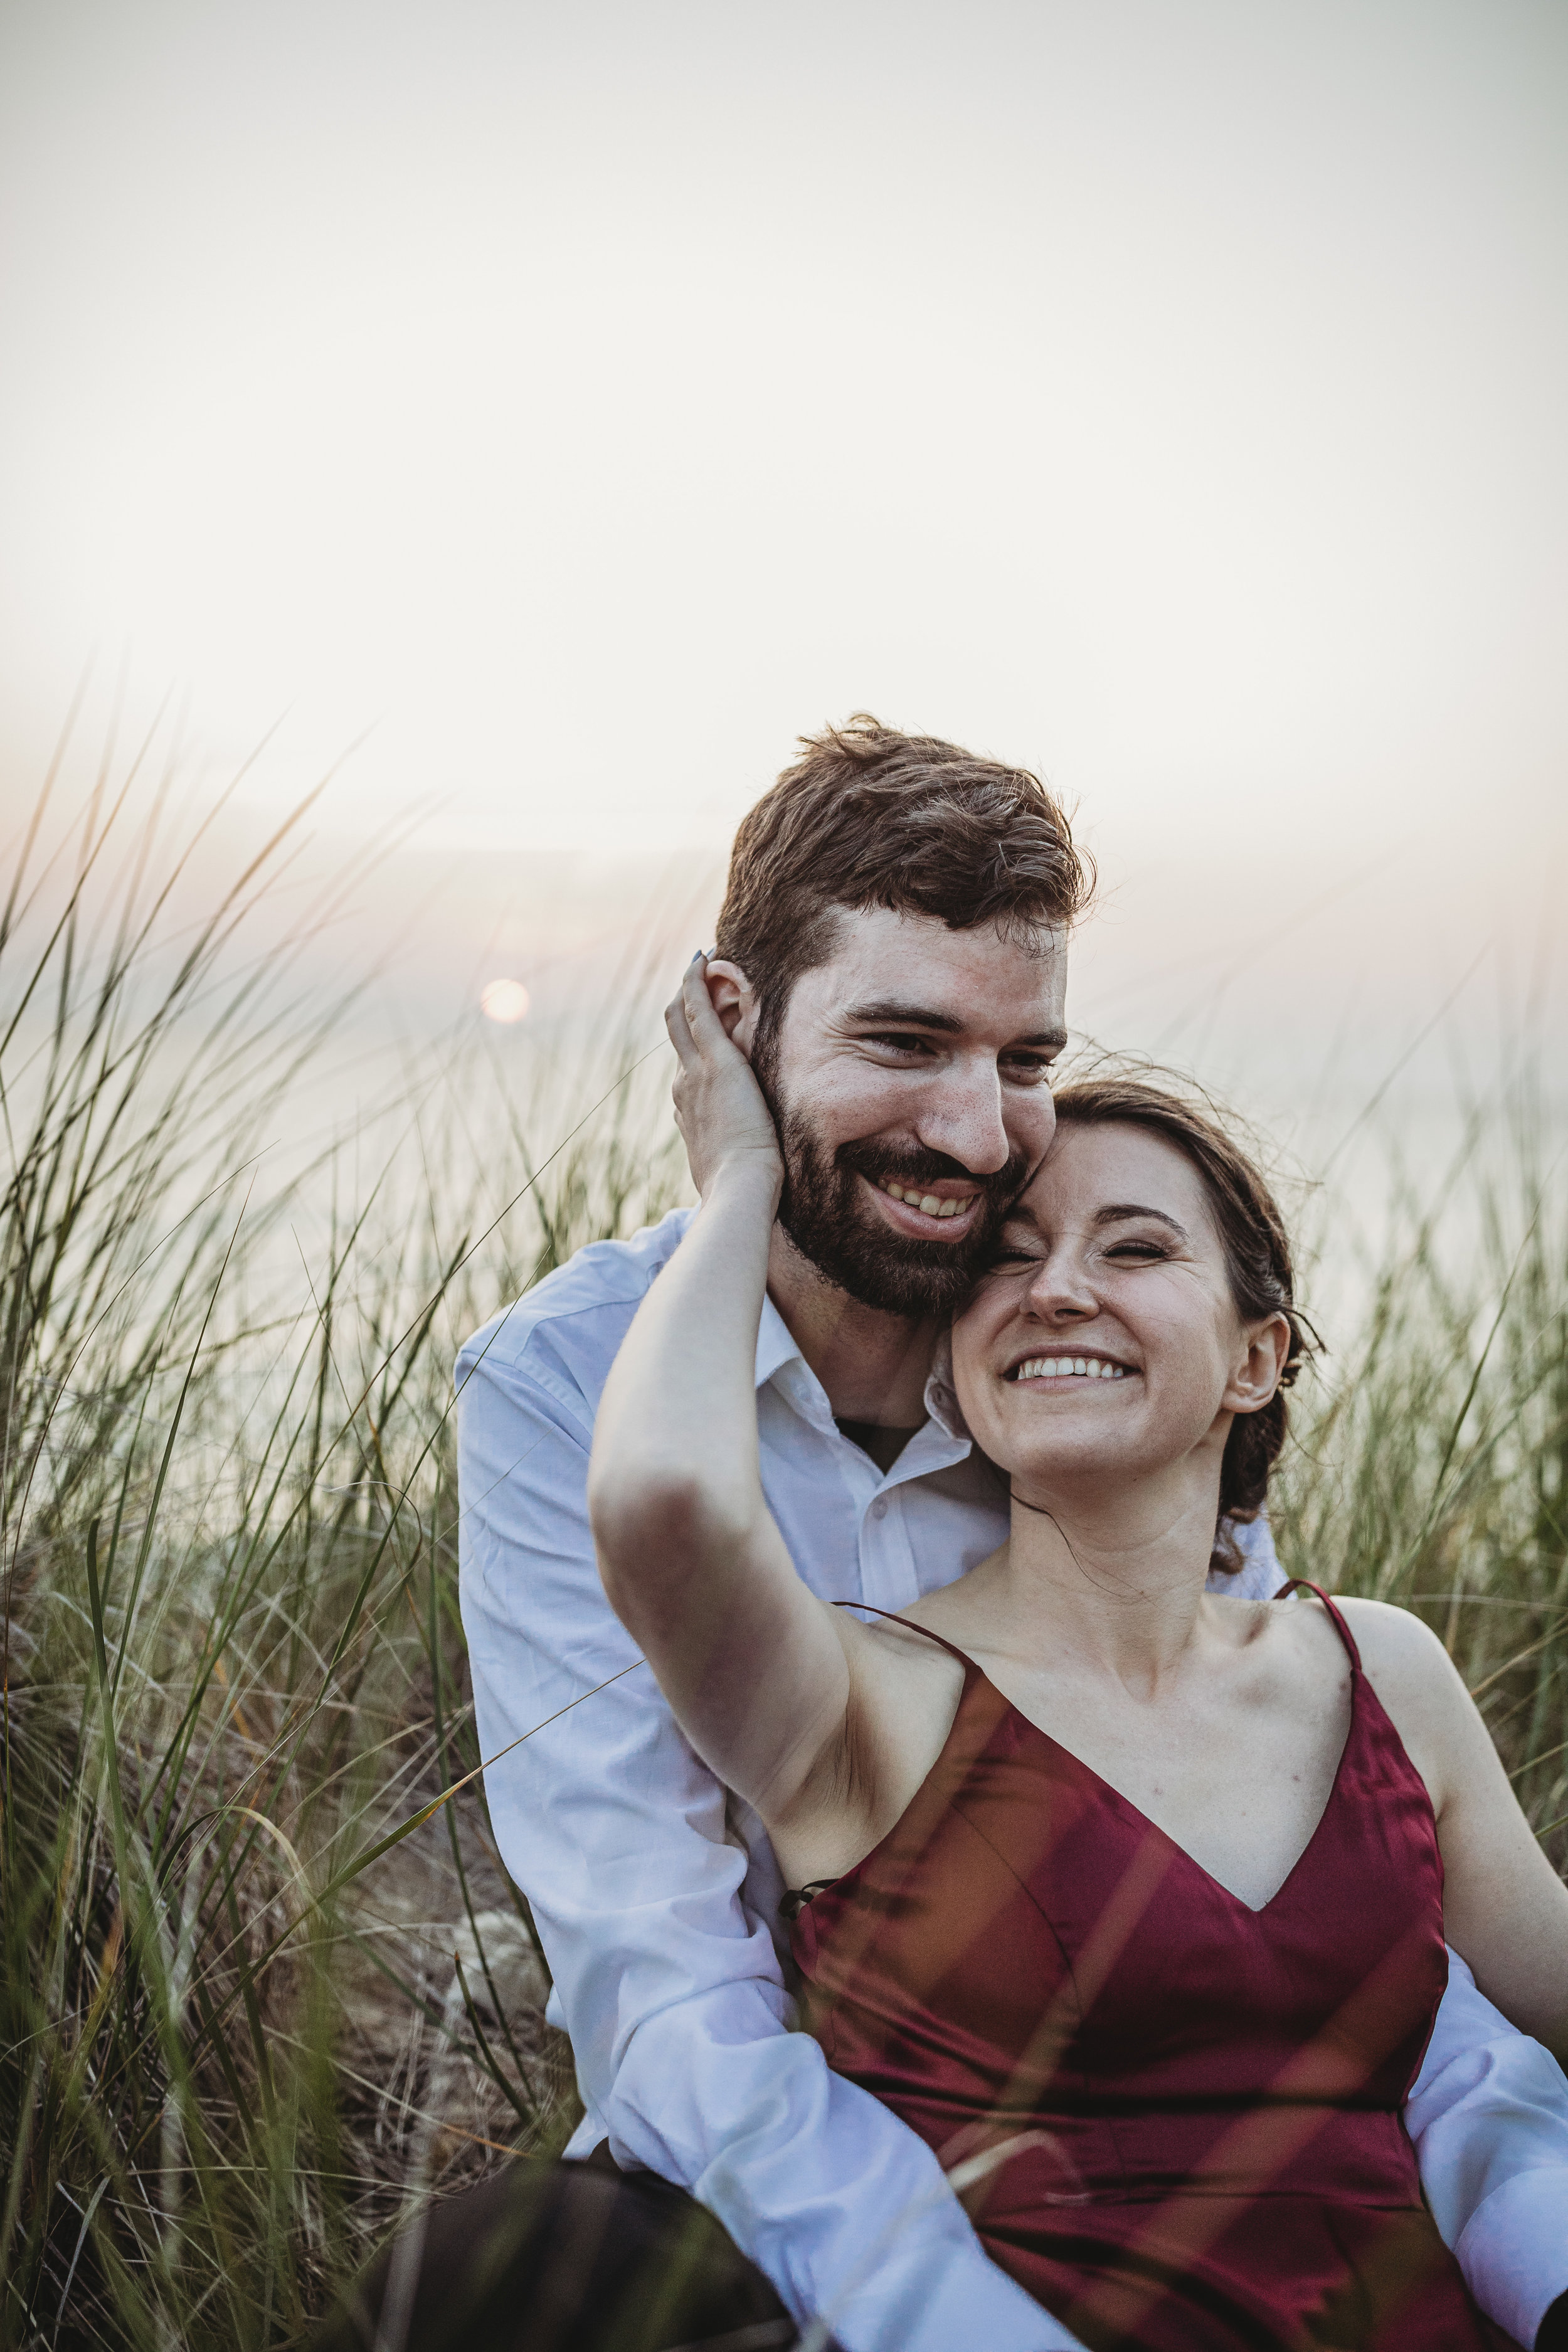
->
<box><xmin>914</xmin><ymin>1058</ymin><xmax>1012</xmax><ymax>1175</ymax></box>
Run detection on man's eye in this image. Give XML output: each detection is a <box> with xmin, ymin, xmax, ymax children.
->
<box><xmin>866</xmin><ymin>1033</ymin><xmax>935</xmax><ymax>1057</ymax></box>
<box><xmin>1000</xmin><ymin>1055</ymin><xmax>1053</xmax><ymax>1084</ymax></box>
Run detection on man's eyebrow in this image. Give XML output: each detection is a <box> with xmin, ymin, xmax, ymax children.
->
<box><xmin>1094</xmin><ymin>1203</ymin><xmax>1189</xmax><ymax>1239</ymax></box>
<box><xmin>843</xmin><ymin>999</ymin><xmax>963</xmax><ymax>1032</ymax></box>
<box><xmin>843</xmin><ymin>999</ymin><xmax>1068</xmax><ymax>1049</ymax></box>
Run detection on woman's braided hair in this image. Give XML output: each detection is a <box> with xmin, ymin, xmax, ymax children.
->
<box><xmin>1049</xmin><ymin>1071</ymin><xmax>1317</xmax><ymax>1573</ymax></box>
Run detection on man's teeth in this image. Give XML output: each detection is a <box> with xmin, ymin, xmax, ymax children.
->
<box><xmin>1012</xmin><ymin>1356</ymin><xmax>1129</xmax><ymax>1381</ymax></box>
<box><xmin>877</xmin><ymin>1179</ymin><xmax>978</xmax><ymax>1220</ymax></box>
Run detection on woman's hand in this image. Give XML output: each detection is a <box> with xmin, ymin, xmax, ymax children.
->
<box><xmin>665</xmin><ymin>953</ymin><xmax>783</xmax><ymax>1205</ymax></box>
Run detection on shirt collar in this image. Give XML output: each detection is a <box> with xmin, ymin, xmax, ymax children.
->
<box><xmin>754</xmin><ymin>1291</ymin><xmax>802</xmax><ymax>1391</ymax></box>
<box><xmin>921</xmin><ymin>1328</ymin><xmax>973</xmax><ymax>1443</ymax></box>
<box><xmin>755</xmin><ymin>1296</ymin><xmax>975</xmax><ymax>1451</ymax></box>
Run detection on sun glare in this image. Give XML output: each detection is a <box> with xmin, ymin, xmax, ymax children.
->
<box><xmin>480</xmin><ymin>978</ymin><xmax>530</xmax><ymax>1024</ymax></box>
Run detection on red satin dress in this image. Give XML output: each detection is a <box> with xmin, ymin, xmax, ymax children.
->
<box><xmin>789</xmin><ymin>1586</ymin><xmax>1507</xmax><ymax>2351</ymax></box>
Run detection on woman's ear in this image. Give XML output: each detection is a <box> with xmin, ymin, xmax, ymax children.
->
<box><xmin>1224</xmin><ymin>1313</ymin><xmax>1292</xmax><ymax>1416</ymax></box>
<box><xmin>702</xmin><ymin>958</ymin><xmax>761</xmax><ymax>1058</ymax></box>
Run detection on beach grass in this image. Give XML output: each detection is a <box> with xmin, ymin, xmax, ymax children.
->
<box><xmin>1</xmin><ymin>770</ymin><xmax>1564</xmax><ymax>2350</ymax></box>
<box><xmin>1274</xmin><ymin>1093</ymin><xmax>1568</xmax><ymax>1862</ymax></box>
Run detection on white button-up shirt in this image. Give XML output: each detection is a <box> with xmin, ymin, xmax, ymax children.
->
<box><xmin>458</xmin><ymin>1209</ymin><xmax>1568</xmax><ymax>2352</ymax></box>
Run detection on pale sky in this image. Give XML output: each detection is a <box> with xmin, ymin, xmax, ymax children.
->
<box><xmin>1</xmin><ymin>0</ymin><xmax>1564</xmax><ymax>1103</ymax></box>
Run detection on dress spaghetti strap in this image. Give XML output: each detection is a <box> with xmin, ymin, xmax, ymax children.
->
<box><xmin>832</xmin><ymin>1599</ymin><xmax>977</xmax><ymax>1669</ymax></box>
<box><xmin>1276</xmin><ymin>1576</ymin><xmax>1362</xmax><ymax>1672</ymax></box>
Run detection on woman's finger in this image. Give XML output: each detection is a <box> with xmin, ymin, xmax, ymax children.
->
<box><xmin>664</xmin><ymin>988</ymin><xmax>699</xmax><ymax>1066</ymax></box>
<box><xmin>681</xmin><ymin>953</ymin><xmax>734</xmax><ymax>1053</ymax></box>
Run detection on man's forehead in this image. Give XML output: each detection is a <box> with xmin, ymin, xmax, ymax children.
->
<box><xmin>814</xmin><ymin>904</ymin><xmax>1068</xmax><ymax>1024</ymax></box>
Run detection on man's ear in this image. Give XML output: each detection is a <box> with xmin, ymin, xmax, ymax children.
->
<box><xmin>703</xmin><ymin>958</ymin><xmax>761</xmax><ymax>1059</ymax></box>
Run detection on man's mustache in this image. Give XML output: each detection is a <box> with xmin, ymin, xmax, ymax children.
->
<box><xmin>837</xmin><ymin>1137</ymin><xmax>1030</xmax><ymax>1205</ymax></box>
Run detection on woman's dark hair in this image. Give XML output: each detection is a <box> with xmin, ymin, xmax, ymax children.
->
<box><xmin>1049</xmin><ymin>1072</ymin><xmax>1316</xmax><ymax>1572</ymax></box>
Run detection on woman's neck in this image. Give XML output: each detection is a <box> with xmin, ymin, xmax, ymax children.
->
<box><xmin>989</xmin><ymin>1471</ymin><xmax>1226</xmax><ymax>1690</ymax></box>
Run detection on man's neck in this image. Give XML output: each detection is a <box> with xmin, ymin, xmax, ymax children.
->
<box><xmin>765</xmin><ymin>1224</ymin><xmax>940</xmax><ymax>1425</ymax></box>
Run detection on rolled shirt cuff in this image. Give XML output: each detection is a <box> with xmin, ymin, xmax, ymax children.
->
<box><xmin>1454</xmin><ymin>2169</ymin><xmax>1568</xmax><ymax>2350</ymax></box>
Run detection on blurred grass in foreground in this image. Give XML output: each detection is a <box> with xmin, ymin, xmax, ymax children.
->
<box><xmin>1</xmin><ymin>766</ymin><xmax>1564</xmax><ymax>2350</ymax></box>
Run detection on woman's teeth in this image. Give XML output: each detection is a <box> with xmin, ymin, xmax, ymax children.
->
<box><xmin>1012</xmin><ymin>1355</ymin><xmax>1129</xmax><ymax>1381</ymax></box>
<box><xmin>877</xmin><ymin>1179</ymin><xmax>977</xmax><ymax>1220</ymax></box>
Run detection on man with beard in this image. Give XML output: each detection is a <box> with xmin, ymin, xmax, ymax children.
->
<box><xmin>331</xmin><ymin>723</ymin><xmax>1568</xmax><ymax>2352</ymax></box>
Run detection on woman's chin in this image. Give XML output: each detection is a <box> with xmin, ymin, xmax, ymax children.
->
<box><xmin>992</xmin><ymin>1433</ymin><xmax>1141</xmax><ymax>1493</ymax></box>
<box><xmin>974</xmin><ymin>1401</ymin><xmax>1219</xmax><ymax>1502</ymax></box>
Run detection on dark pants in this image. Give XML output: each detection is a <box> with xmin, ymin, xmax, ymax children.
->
<box><xmin>313</xmin><ymin>2152</ymin><xmax>803</xmax><ymax>2352</ymax></box>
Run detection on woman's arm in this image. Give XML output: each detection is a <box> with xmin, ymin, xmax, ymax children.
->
<box><xmin>588</xmin><ymin>956</ymin><xmax>856</xmax><ymax>1825</ymax></box>
<box><xmin>1347</xmin><ymin>1599</ymin><xmax>1568</xmax><ymax>2058</ymax></box>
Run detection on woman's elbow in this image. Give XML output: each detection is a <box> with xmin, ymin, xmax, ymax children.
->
<box><xmin>588</xmin><ymin>1458</ymin><xmax>749</xmax><ymax>1616</ymax></box>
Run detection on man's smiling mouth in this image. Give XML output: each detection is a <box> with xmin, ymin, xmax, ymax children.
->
<box><xmin>865</xmin><ymin>1171</ymin><xmax>987</xmax><ymax>1232</ymax></box>
<box><xmin>869</xmin><ymin>1175</ymin><xmax>980</xmax><ymax>1223</ymax></box>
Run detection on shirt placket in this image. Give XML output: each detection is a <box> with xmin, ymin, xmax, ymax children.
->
<box><xmin>862</xmin><ymin>1419</ymin><xmax>975</xmax><ymax>1609</ymax></box>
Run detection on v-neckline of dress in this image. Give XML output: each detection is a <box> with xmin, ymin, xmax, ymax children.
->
<box><xmin>961</xmin><ymin>1650</ymin><xmax>1360</xmax><ymax>1919</ymax></box>
<box><xmin>804</xmin><ymin>1589</ymin><xmax>1366</xmax><ymax>1924</ymax></box>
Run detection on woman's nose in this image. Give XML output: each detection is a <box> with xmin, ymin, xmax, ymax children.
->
<box><xmin>1022</xmin><ymin>1251</ymin><xmax>1096</xmax><ymax>1319</ymax></box>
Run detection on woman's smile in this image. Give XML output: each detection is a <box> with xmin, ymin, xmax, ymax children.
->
<box><xmin>1006</xmin><ymin>1350</ymin><xmax>1136</xmax><ymax>1383</ymax></box>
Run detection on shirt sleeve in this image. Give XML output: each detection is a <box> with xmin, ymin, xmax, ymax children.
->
<box><xmin>456</xmin><ymin>1333</ymin><xmax>1086</xmax><ymax>2352</ymax></box>
<box><xmin>1406</xmin><ymin>1949</ymin><xmax>1568</xmax><ymax>2348</ymax></box>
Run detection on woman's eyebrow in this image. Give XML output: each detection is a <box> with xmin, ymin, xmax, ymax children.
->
<box><xmin>1094</xmin><ymin>1203</ymin><xmax>1189</xmax><ymax>1239</ymax></box>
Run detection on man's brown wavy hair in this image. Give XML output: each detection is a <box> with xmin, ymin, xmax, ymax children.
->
<box><xmin>715</xmin><ymin>716</ymin><xmax>1093</xmax><ymax>1069</ymax></box>
<box><xmin>1049</xmin><ymin>1072</ymin><xmax>1317</xmax><ymax>1571</ymax></box>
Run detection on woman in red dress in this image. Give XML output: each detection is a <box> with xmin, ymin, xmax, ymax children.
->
<box><xmin>589</xmin><ymin>961</ymin><xmax>1568</xmax><ymax>2352</ymax></box>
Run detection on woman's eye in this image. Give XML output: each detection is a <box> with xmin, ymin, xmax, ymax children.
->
<box><xmin>1106</xmin><ymin>1242</ymin><xmax>1165</xmax><ymax>1262</ymax></box>
<box><xmin>985</xmin><ymin>1247</ymin><xmax>1037</xmax><ymax>1268</ymax></box>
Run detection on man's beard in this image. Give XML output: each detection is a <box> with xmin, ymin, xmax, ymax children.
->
<box><xmin>758</xmin><ymin>1071</ymin><xmax>1029</xmax><ymax>1317</ymax></box>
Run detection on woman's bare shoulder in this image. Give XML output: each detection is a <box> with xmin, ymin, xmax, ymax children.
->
<box><xmin>849</xmin><ymin>1597</ymin><xmax>972</xmax><ymax>1683</ymax></box>
<box><xmin>1243</xmin><ymin>1586</ymin><xmax>1449</xmax><ymax>1664</ymax></box>
<box><xmin>1205</xmin><ymin>1588</ymin><xmax>1340</xmax><ymax>1670</ymax></box>
<box><xmin>822</xmin><ymin>1596</ymin><xmax>970</xmax><ymax>1725</ymax></box>
<box><xmin>1332</xmin><ymin>1596</ymin><xmax>1488</xmax><ymax>1810</ymax></box>
<box><xmin>1216</xmin><ymin>1586</ymin><xmax>1460</xmax><ymax>1700</ymax></box>
<box><xmin>1251</xmin><ymin>1588</ymin><xmax>1464</xmax><ymax>1702</ymax></box>
<box><xmin>1335</xmin><ymin>1594</ymin><xmax>1465</xmax><ymax>1686</ymax></box>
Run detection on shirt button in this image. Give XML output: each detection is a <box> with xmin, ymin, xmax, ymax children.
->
<box><xmin>871</xmin><ymin>1499</ymin><xmax>888</xmax><ymax>1520</ymax></box>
